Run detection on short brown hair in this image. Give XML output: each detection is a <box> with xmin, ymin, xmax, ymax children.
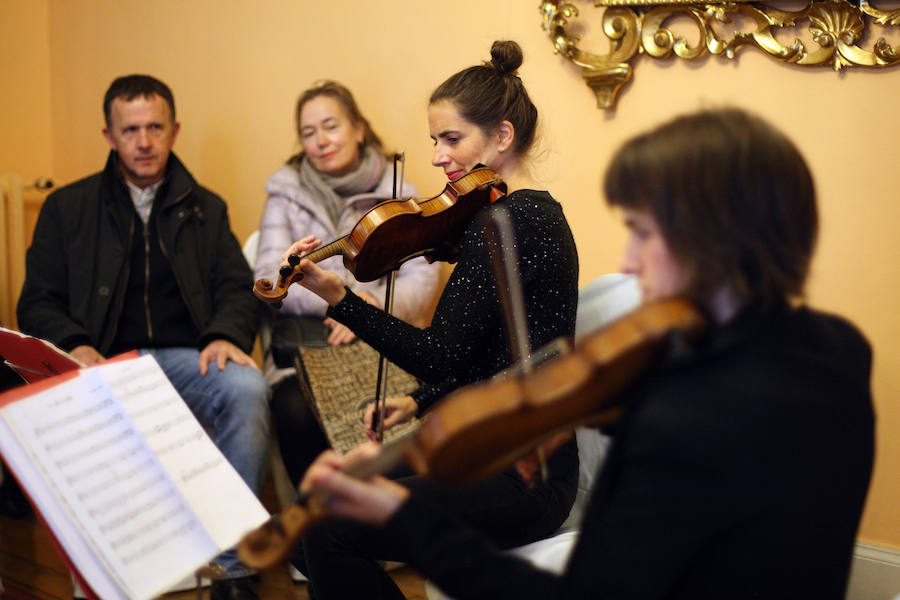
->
<box><xmin>289</xmin><ymin>80</ymin><xmax>385</xmax><ymax>165</ymax></box>
<box><xmin>604</xmin><ymin>108</ymin><xmax>817</xmax><ymax>311</ymax></box>
<box><xmin>429</xmin><ymin>40</ymin><xmax>538</xmax><ymax>157</ymax></box>
<box><xmin>103</xmin><ymin>75</ymin><xmax>175</xmax><ymax>128</ymax></box>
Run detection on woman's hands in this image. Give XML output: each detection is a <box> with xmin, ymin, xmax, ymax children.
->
<box><xmin>364</xmin><ymin>395</ymin><xmax>418</xmax><ymax>440</ymax></box>
<box><xmin>514</xmin><ymin>431</ymin><xmax>574</xmax><ymax>483</ymax></box>
<box><xmin>300</xmin><ymin>443</ymin><xmax>410</xmax><ymax>527</ymax></box>
<box><xmin>281</xmin><ymin>236</ymin><xmax>347</xmax><ymax>307</ymax></box>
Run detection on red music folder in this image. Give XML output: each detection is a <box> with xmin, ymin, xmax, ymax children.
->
<box><xmin>0</xmin><ymin>326</ymin><xmax>84</xmax><ymax>383</ymax></box>
<box><xmin>0</xmin><ymin>352</ymin><xmax>270</xmax><ymax>600</ymax></box>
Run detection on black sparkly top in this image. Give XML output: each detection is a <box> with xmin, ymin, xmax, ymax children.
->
<box><xmin>327</xmin><ymin>189</ymin><xmax>579</xmax><ymax>412</ymax></box>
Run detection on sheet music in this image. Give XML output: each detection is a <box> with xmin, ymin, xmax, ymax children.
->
<box><xmin>1</xmin><ymin>368</ymin><xmax>217</xmax><ymax>600</ymax></box>
<box><xmin>94</xmin><ymin>356</ymin><xmax>269</xmax><ymax>549</ymax></box>
<box><xmin>0</xmin><ymin>415</ymin><xmax>124</xmax><ymax>600</ymax></box>
<box><xmin>0</xmin><ymin>356</ymin><xmax>269</xmax><ymax>600</ymax></box>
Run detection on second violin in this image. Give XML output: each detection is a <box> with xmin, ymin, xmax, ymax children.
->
<box><xmin>253</xmin><ymin>166</ymin><xmax>507</xmax><ymax>304</ymax></box>
<box><xmin>236</xmin><ymin>298</ymin><xmax>706</xmax><ymax>570</ymax></box>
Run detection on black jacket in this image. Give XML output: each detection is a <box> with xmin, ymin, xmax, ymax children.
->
<box><xmin>17</xmin><ymin>151</ymin><xmax>259</xmax><ymax>354</ymax></box>
<box><xmin>391</xmin><ymin>306</ymin><xmax>874</xmax><ymax>600</ymax></box>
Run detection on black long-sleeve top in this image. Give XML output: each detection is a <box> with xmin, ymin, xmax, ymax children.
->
<box><xmin>327</xmin><ymin>189</ymin><xmax>579</xmax><ymax>412</ymax></box>
<box><xmin>387</xmin><ymin>306</ymin><xmax>875</xmax><ymax>600</ymax></box>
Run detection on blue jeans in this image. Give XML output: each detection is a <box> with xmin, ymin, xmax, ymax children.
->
<box><xmin>141</xmin><ymin>347</ymin><xmax>270</xmax><ymax>578</ymax></box>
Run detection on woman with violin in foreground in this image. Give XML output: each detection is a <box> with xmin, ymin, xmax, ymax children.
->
<box><xmin>282</xmin><ymin>40</ymin><xmax>581</xmax><ymax>598</ymax></box>
<box><xmin>298</xmin><ymin>109</ymin><xmax>875</xmax><ymax>599</ymax></box>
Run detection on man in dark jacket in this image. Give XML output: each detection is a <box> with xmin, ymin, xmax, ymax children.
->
<box><xmin>17</xmin><ymin>75</ymin><xmax>268</xmax><ymax>600</ymax></box>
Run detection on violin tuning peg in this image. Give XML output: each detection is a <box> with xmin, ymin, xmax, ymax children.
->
<box><xmin>279</xmin><ymin>265</ymin><xmax>294</xmax><ymax>280</ymax></box>
<box><xmin>288</xmin><ymin>254</ymin><xmax>301</xmax><ymax>266</ymax></box>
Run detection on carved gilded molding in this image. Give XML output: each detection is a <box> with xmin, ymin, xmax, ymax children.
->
<box><xmin>540</xmin><ymin>0</ymin><xmax>900</xmax><ymax>108</ymax></box>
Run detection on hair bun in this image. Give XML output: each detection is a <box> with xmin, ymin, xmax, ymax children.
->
<box><xmin>489</xmin><ymin>40</ymin><xmax>523</xmax><ymax>76</ymax></box>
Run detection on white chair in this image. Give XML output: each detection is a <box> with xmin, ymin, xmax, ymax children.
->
<box><xmin>242</xmin><ymin>231</ymin><xmax>308</xmax><ymax>584</ymax></box>
<box><xmin>425</xmin><ymin>274</ymin><xmax>640</xmax><ymax>599</ymax></box>
<box><xmin>241</xmin><ymin>230</ymin><xmax>273</xmax><ymax>369</ymax></box>
<box><xmin>242</xmin><ymin>230</ymin><xmax>297</xmax><ymax>507</ymax></box>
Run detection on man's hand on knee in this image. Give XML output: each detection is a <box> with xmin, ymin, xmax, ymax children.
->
<box><xmin>198</xmin><ymin>339</ymin><xmax>259</xmax><ymax>375</ymax></box>
<box><xmin>70</xmin><ymin>345</ymin><xmax>104</xmax><ymax>366</ymax></box>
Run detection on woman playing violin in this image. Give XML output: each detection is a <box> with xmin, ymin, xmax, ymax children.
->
<box><xmin>299</xmin><ymin>108</ymin><xmax>874</xmax><ymax>599</ymax></box>
<box><xmin>282</xmin><ymin>40</ymin><xmax>581</xmax><ymax>598</ymax></box>
<box><xmin>254</xmin><ymin>81</ymin><xmax>441</xmax><ymax>485</ymax></box>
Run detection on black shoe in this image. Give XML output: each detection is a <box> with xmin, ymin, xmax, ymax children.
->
<box><xmin>209</xmin><ymin>576</ymin><xmax>259</xmax><ymax>600</ymax></box>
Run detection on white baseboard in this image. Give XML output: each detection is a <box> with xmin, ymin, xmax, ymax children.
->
<box><xmin>846</xmin><ymin>542</ymin><xmax>900</xmax><ymax>600</ymax></box>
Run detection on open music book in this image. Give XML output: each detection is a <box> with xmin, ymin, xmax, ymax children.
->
<box><xmin>0</xmin><ymin>353</ymin><xmax>270</xmax><ymax>600</ymax></box>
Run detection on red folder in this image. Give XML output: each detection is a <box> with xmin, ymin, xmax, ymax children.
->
<box><xmin>0</xmin><ymin>326</ymin><xmax>84</xmax><ymax>383</ymax></box>
<box><xmin>0</xmin><ymin>334</ymin><xmax>138</xmax><ymax>600</ymax></box>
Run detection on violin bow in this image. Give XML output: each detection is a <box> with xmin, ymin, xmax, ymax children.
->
<box><xmin>484</xmin><ymin>205</ymin><xmax>533</xmax><ymax>375</ymax></box>
<box><xmin>483</xmin><ymin>205</ymin><xmax>551</xmax><ymax>480</ymax></box>
<box><xmin>371</xmin><ymin>152</ymin><xmax>405</xmax><ymax>442</ymax></box>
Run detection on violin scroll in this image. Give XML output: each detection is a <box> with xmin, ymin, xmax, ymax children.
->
<box><xmin>252</xmin><ymin>252</ymin><xmax>306</xmax><ymax>304</ymax></box>
<box><xmin>238</xmin><ymin>503</ymin><xmax>312</xmax><ymax>569</ymax></box>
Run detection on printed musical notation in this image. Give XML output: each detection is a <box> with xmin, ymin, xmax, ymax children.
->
<box><xmin>0</xmin><ymin>355</ymin><xmax>269</xmax><ymax>600</ymax></box>
<box><xmin>97</xmin><ymin>357</ymin><xmax>267</xmax><ymax>545</ymax></box>
<box><xmin>2</xmin><ymin>366</ymin><xmax>217</xmax><ymax>600</ymax></box>
<box><xmin>0</xmin><ymin>343</ymin><xmax>272</xmax><ymax>600</ymax></box>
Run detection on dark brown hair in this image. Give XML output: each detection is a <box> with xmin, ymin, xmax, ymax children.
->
<box><xmin>103</xmin><ymin>75</ymin><xmax>175</xmax><ymax>128</ymax></box>
<box><xmin>288</xmin><ymin>80</ymin><xmax>385</xmax><ymax>165</ymax></box>
<box><xmin>429</xmin><ymin>40</ymin><xmax>538</xmax><ymax>157</ymax></box>
<box><xmin>605</xmin><ymin>108</ymin><xmax>817</xmax><ymax>311</ymax></box>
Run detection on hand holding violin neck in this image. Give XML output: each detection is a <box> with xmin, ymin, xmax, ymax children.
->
<box><xmin>253</xmin><ymin>237</ymin><xmax>349</xmax><ymax>304</ymax></box>
<box><xmin>252</xmin><ymin>166</ymin><xmax>507</xmax><ymax>305</ymax></box>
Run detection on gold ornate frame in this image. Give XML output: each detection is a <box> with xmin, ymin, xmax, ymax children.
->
<box><xmin>540</xmin><ymin>0</ymin><xmax>900</xmax><ymax>108</ymax></box>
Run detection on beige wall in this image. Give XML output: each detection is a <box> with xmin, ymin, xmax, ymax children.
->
<box><xmin>2</xmin><ymin>0</ymin><xmax>898</xmax><ymax>547</ymax></box>
<box><xmin>0</xmin><ymin>1</ymin><xmax>53</xmax><ymax>179</ymax></box>
<box><xmin>0</xmin><ymin>1</ymin><xmax>53</xmax><ymax>328</ymax></box>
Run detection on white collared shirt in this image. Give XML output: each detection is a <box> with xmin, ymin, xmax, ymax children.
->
<box><xmin>125</xmin><ymin>178</ymin><xmax>164</xmax><ymax>225</ymax></box>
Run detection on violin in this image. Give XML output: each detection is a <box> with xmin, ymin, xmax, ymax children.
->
<box><xmin>253</xmin><ymin>166</ymin><xmax>507</xmax><ymax>304</ymax></box>
<box><xmin>236</xmin><ymin>297</ymin><xmax>706</xmax><ymax>570</ymax></box>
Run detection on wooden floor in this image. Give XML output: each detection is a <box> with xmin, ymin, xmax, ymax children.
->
<box><xmin>0</xmin><ymin>472</ymin><xmax>426</xmax><ymax>600</ymax></box>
